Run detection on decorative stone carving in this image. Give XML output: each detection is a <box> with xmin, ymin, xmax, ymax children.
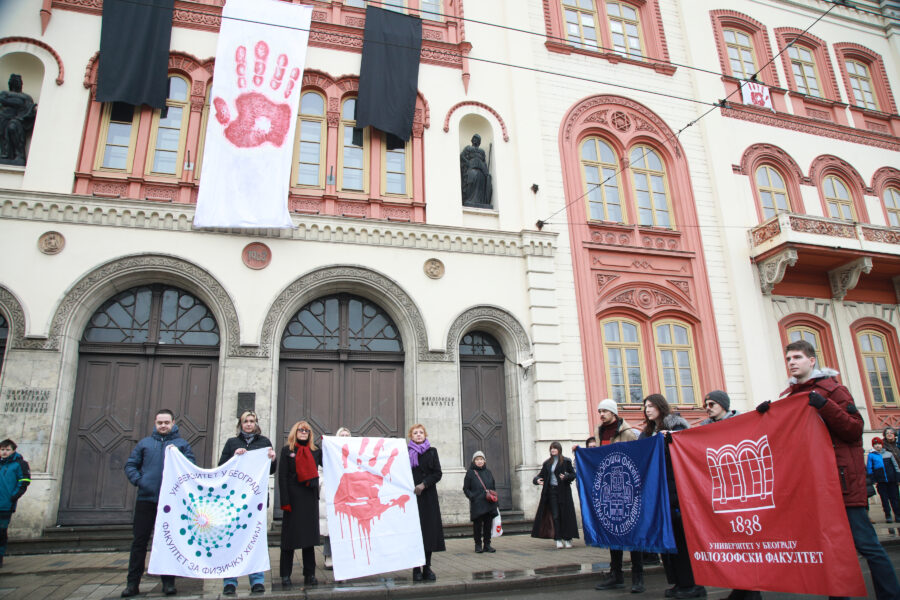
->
<box><xmin>828</xmin><ymin>257</ymin><xmax>873</xmax><ymax>301</ymax></box>
<box><xmin>259</xmin><ymin>266</ymin><xmax>439</xmax><ymax>361</ymax></box>
<box><xmin>442</xmin><ymin>101</ymin><xmax>510</xmax><ymax>142</ymax></box>
<box><xmin>445</xmin><ymin>306</ymin><xmax>531</xmax><ymax>360</ymax></box>
<box><xmin>0</xmin><ymin>74</ymin><xmax>37</xmax><ymax>166</ymax></box>
<box><xmin>757</xmin><ymin>248</ymin><xmax>798</xmax><ymax>295</ymax></box>
<box><xmin>750</xmin><ymin>219</ymin><xmax>782</xmax><ymax>246</ymax></box>
<box><xmin>0</xmin><ymin>286</ymin><xmax>26</xmax><ymax>349</ymax></box>
<box><xmin>38</xmin><ymin>255</ymin><xmax>242</xmax><ymax>355</ymax></box>
<box><xmin>862</xmin><ymin>226</ymin><xmax>900</xmax><ymax>245</ymax></box>
<box><xmin>789</xmin><ymin>215</ymin><xmax>856</xmax><ymax>238</ymax></box>
<box><xmin>596</xmin><ymin>274</ymin><xmax>618</xmax><ymax>293</ymax></box>
<box><xmin>38</xmin><ymin>231</ymin><xmax>64</xmax><ymax>255</ymax></box>
<box><xmin>668</xmin><ymin>280</ymin><xmax>690</xmax><ymax>298</ymax></box>
<box><xmin>423</xmin><ymin>258</ymin><xmax>445</xmax><ymax>279</ymax></box>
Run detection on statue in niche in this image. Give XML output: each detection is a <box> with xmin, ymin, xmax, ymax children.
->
<box><xmin>0</xmin><ymin>74</ymin><xmax>37</xmax><ymax>166</ymax></box>
<box><xmin>460</xmin><ymin>133</ymin><xmax>493</xmax><ymax>207</ymax></box>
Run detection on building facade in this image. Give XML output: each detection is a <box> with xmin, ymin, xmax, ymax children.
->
<box><xmin>0</xmin><ymin>0</ymin><xmax>897</xmax><ymax>540</ymax></box>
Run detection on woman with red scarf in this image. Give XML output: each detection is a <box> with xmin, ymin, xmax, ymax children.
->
<box><xmin>278</xmin><ymin>420</ymin><xmax>321</xmax><ymax>588</ymax></box>
<box><xmin>408</xmin><ymin>423</ymin><xmax>445</xmax><ymax>581</ymax></box>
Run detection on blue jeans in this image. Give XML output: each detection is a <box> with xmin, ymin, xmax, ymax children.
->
<box><xmin>831</xmin><ymin>506</ymin><xmax>900</xmax><ymax>600</ymax></box>
<box><xmin>223</xmin><ymin>572</ymin><xmax>264</xmax><ymax>589</ymax></box>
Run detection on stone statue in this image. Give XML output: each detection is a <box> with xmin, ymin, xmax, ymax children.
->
<box><xmin>0</xmin><ymin>74</ymin><xmax>37</xmax><ymax>166</ymax></box>
<box><xmin>460</xmin><ymin>133</ymin><xmax>493</xmax><ymax>207</ymax></box>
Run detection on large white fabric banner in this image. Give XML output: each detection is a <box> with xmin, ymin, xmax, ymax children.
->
<box><xmin>322</xmin><ymin>436</ymin><xmax>425</xmax><ymax>581</ymax></box>
<box><xmin>193</xmin><ymin>0</ymin><xmax>311</xmax><ymax>228</ymax></box>
<box><xmin>148</xmin><ymin>447</ymin><xmax>271</xmax><ymax>579</ymax></box>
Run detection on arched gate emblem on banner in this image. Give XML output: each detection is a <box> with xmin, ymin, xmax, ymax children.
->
<box><xmin>591</xmin><ymin>452</ymin><xmax>642</xmax><ymax>535</ymax></box>
<box><xmin>707</xmin><ymin>435</ymin><xmax>775</xmax><ymax>513</ymax></box>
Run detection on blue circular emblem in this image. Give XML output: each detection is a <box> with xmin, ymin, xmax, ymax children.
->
<box><xmin>591</xmin><ymin>452</ymin><xmax>642</xmax><ymax>535</ymax></box>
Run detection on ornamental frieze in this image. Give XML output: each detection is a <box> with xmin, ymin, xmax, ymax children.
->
<box><xmin>862</xmin><ymin>226</ymin><xmax>900</xmax><ymax>245</ymax></box>
<box><xmin>751</xmin><ymin>220</ymin><xmax>781</xmax><ymax>246</ymax></box>
<box><xmin>789</xmin><ymin>216</ymin><xmax>856</xmax><ymax>238</ymax></box>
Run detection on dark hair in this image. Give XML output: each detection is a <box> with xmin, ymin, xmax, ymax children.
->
<box><xmin>549</xmin><ymin>441</ymin><xmax>564</xmax><ymax>460</ymax></box>
<box><xmin>585</xmin><ymin>436</ymin><xmax>597</xmax><ymax>446</ymax></box>
<box><xmin>785</xmin><ymin>340</ymin><xmax>816</xmax><ymax>360</ymax></box>
<box><xmin>155</xmin><ymin>409</ymin><xmax>175</xmax><ymax>419</ymax></box>
<box><xmin>643</xmin><ymin>393</ymin><xmax>671</xmax><ymax>436</ymax></box>
<box><xmin>0</xmin><ymin>439</ymin><xmax>16</xmax><ymax>450</ymax></box>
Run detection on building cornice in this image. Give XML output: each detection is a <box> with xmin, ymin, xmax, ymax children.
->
<box><xmin>0</xmin><ymin>190</ymin><xmax>556</xmax><ymax>258</ymax></box>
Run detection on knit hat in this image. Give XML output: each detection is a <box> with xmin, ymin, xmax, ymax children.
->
<box><xmin>597</xmin><ymin>398</ymin><xmax>619</xmax><ymax>416</ymax></box>
<box><xmin>873</xmin><ymin>437</ymin><xmax>884</xmax><ymax>447</ymax></box>
<box><xmin>705</xmin><ymin>390</ymin><xmax>731</xmax><ymax>412</ymax></box>
<box><xmin>472</xmin><ymin>450</ymin><xmax>486</xmax><ymax>462</ymax></box>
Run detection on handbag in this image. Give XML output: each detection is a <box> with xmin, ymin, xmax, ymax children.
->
<box><xmin>474</xmin><ymin>469</ymin><xmax>499</xmax><ymax>504</ymax></box>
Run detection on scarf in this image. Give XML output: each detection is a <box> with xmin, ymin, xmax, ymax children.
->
<box><xmin>599</xmin><ymin>418</ymin><xmax>620</xmax><ymax>445</ymax></box>
<box><xmin>294</xmin><ymin>440</ymin><xmax>318</xmax><ymax>483</ymax></box>
<box><xmin>240</xmin><ymin>431</ymin><xmax>256</xmax><ymax>445</ymax></box>
<box><xmin>408</xmin><ymin>439</ymin><xmax>431</xmax><ymax>468</ymax></box>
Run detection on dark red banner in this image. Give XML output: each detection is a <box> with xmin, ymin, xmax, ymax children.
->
<box><xmin>668</xmin><ymin>394</ymin><xmax>866</xmax><ymax>596</ymax></box>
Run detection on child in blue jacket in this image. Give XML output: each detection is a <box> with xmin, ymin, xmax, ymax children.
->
<box><xmin>867</xmin><ymin>437</ymin><xmax>900</xmax><ymax>522</ymax></box>
<box><xmin>0</xmin><ymin>439</ymin><xmax>31</xmax><ymax>567</ymax></box>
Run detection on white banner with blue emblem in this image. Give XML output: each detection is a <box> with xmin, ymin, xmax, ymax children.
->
<box><xmin>148</xmin><ymin>446</ymin><xmax>271</xmax><ymax>578</ymax></box>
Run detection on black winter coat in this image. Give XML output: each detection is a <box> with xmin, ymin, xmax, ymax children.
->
<box><xmin>278</xmin><ymin>443</ymin><xmax>321</xmax><ymax>550</ymax></box>
<box><xmin>463</xmin><ymin>464</ymin><xmax>499</xmax><ymax>521</ymax></box>
<box><xmin>639</xmin><ymin>413</ymin><xmax>689</xmax><ymax>508</ymax></box>
<box><xmin>530</xmin><ymin>456</ymin><xmax>579</xmax><ymax>540</ymax></box>
<box><xmin>412</xmin><ymin>446</ymin><xmax>446</xmax><ymax>552</ymax></box>
<box><xmin>218</xmin><ymin>433</ymin><xmax>277</xmax><ymax>475</ymax></box>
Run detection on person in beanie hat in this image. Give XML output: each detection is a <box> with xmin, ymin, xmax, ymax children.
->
<box><xmin>868</xmin><ymin>437</ymin><xmax>900</xmax><ymax>523</ymax></box>
<box><xmin>462</xmin><ymin>450</ymin><xmax>499</xmax><ymax>553</ymax></box>
<box><xmin>700</xmin><ymin>390</ymin><xmax>738</xmax><ymax>425</ymax></box>
<box><xmin>594</xmin><ymin>400</ymin><xmax>643</xmax><ymax>593</ymax></box>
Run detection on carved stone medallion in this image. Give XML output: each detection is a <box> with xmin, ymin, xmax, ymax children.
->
<box><xmin>424</xmin><ymin>258</ymin><xmax>445</xmax><ymax>279</ymax></box>
<box><xmin>38</xmin><ymin>231</ymin><xmax>65</xmax><ymax>255</ymax></box>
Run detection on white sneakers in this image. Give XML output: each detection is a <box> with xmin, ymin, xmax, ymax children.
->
<box><xmin>564</xmin><ymin>540</ymin><xmax>573</xmax><ymax>549</ymax></box>
<box><xmin>555</xmin><ymin>540</ymin><xmax>564</xmax><ymax>549</ymax></box>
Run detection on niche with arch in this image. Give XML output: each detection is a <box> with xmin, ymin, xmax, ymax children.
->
<box><xmin>458</xmin><ymin>113</ymin><xmax>496</xmax><ymax>210</ymax></box>
<box><xmin>0</xmin><ymin>52</ymin><xmax>44</xmax><ymax>166</ymax></box>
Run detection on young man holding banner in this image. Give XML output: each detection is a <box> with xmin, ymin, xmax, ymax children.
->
<box><xmin>122</xmin><ymin>409</ymin><xmax>195</xmax><ymax>598</ymax></box>
<box><xmin>779</xmin><ymin>340</ymin><xmax>900</xmax><ymax>600</ymax></box>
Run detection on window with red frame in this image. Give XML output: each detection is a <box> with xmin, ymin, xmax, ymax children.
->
<box><xmin>834</xmin><ymin>44</ymin><xmax>897</xmax><ymax>115</ymax></box>
<box><xmin>856</xmin><ymin>328</ymin><xmax>899</xmax><ymax>405</ymax></box>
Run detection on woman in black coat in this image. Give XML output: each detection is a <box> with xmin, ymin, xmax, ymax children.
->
<box><xmin>531</xmin><ymin>441</ymin><xmax>578</xmax><ymax>548</ymax></box>
<box><xmin>408</xmin><ymin>423</ymin><xmax>445</xmax><ymax>581</ymax></box>
<box><xmin>463</xmin><ymin>450</ymin><xmax>499</xmax><ymax>553</ymax></box>
<box><xmin>278</xmin><ymin>420</ymin><xmax>321</xmax><ymax>588</ymax></box>
<box><xmin>218</xmin><ymin>411</ymin><xmax>276</xmax><ymax>595</ymax></box>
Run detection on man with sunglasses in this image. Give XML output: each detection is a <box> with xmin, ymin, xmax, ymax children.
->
<box><xmin>122</xmin><ymin>409</ymin><xmax>195</xmax><ymax>598</ymax></box>
<box><xmin>700</xmin><ymin>390</ymin><xmax>738</xmax><ymax>425</ymax></box>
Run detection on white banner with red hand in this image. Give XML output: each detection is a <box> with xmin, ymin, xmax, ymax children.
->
<box><xmin>668</xmin><ymin>394</ymin><xmax>866</xmax><ymax>596</ymax></box>
<box><xmin>321</xmin><ymin>435</ymin><xmax>425</xmax><ymax>581</ymax></box>
<box><xmin>194</xmin><ymin>0</ymin><xmax>311</xmax><ymax>228</ymax></box>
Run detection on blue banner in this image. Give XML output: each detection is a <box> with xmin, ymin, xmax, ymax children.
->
<box><xmin>575</xmin><ymin>435</ymin><xmax>676</xmax><ymax>552</ymax></box>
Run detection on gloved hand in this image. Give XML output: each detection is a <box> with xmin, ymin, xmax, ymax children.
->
<box><xmin>809</xmin><ymin>391</ymin><xmax>827</xmax><ymax>409</ymax></box>
<box><xmin>755</xmin><ymin>400</ymin><xmax>771</xmax><ymax>414</ymax></box>
<box><xmin>664</xmin><ymin>431</ymin><xmax>673</xmax><ymax>445</ymax></box>
<box><xmin>281</xmin><ymin>505</ymin><xmax>291</xmax><ymax>512</ymax></box>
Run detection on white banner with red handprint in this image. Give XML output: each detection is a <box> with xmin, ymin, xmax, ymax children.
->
<box><xmin>194</xmin><ymin>0</ymin><xmax>311</xmax><ymax>228</ymax></box>
<box><xmin>322</xmin><ymin>435</ymin><xmax>425</xmax><ymax>581</ymax></box>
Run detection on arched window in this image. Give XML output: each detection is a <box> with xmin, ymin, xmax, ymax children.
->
<box><xmin>786</xmin><ymin>325</ymin><xmax>822</xmax><ymax>352</ymax></box>
<box><xmin>630</xmin><ymin>146</ymin><xmax>672</xmax><ymax>228</ymax></box>
<box><xmin>281</xmin><ymin>294</ymin><xmax>402</xmax><ymax>353</ymax></box>
<box><xmin>723</xmin><ymin>28</ymin><xmax>756</xmax><ymax>79</ymax></box>
<box><xmin>581</xmin><ymin>137</ymin><xmax>623</xmax><ymax>222</ymax></box>
<box><xmin>883</xmin><ymin>187</ymin><xmax>900</xmax><ymax>227</ymax></box>
<box><xmin>823</xmin><ymin>174</ymin><xmax>855</xmax><ymax>221</ymax></box>
<box><xmin>96</xmin><ymin>102</ymin><xmax>140</xmax><ymax>172</ymax></box>
<box><xmin>755</xmin><ymin>165</ymin><xmax>790</xmax><ymax>219</ymax></box>
<box><xmin>459</xmin><ymin>331</ymin><xmax>503</xmax><ymax>356</ymax></box>
<box><xmin>562</xmin><ymin>0</ymin><xmax>600</xmax><ymax>50</ymax></box>
<box><xmin>338</xmin><ymin>97</ymin><xmax>367</xmax><ymax>193</ymax></box>
<box><xmin>787</xmin><ymin>45</ymin><xmax>822</xmax><ymax>97</ymax></box>
<box><xmin>857</xmin><ymin>330</ymin><xmax>898</xmax><ymax>405</ymax></box>
<box><xmin>834</xmin><ymin>44</ymin><xmax>897</xmax><ymax>116</ymax></box>
<box><xmin>654</xmin><ymin>320</ymin><xmax>698</xmax><ymax>405</ymax></box>
<box><xmin>146</xmin><ymin>76</ymin><xmax>190</xmax><ymax>176</ymax></box>
<box><xmin>294</xmin><ymin>91</ymin><xmax>326</xmax><ymax>188</ymax></box>
<box><xmin>606</xmin><ymin>1</ymin><xmax>643</xmax><ymax>59</ymax></box>
<box><xmin>601</xmin><ymin>318</ymin><xmax>644</xmax><ymax>404</ymax></box>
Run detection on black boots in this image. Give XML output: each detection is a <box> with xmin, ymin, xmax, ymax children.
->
<box><xmin>631</xmin><ymin>571</ymin><xmax>645</xmax><ymax>593</ymax></box>
<box><xmin>595</xmin><ymin>570</ymin><xmax>625</xmax><ymax>589</ymax></box>
<box><xmin>475</xmin><ymin>540</ymin><xmax>483</xmax><ymax>553</ymax></box>
<box><xmin>483</xmin><ymin>542</ymin><xmax>496</xmax><ymax>553</ymax></box>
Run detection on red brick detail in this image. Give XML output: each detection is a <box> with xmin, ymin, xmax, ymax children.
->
<box><xmin>442</xmin><ymin>101</ymin><xmax>509</xmax><ymax>142</ymax></box>
<box><xmin>833</xmin><ymin>43</ymin><xmax>897</xmax><ymax>115</ymax></box>
<box><xmin>872</xmin><ymin>167</ymin><xmax>900</xmax><ymax>195</ymax></box>
<box><xmin>0</xmin><ymin>36</ymin><xmax>65</xmax><ymax>85</ymax></box>
<box><xmin>738</xmin><ymin>143</ymin><xmax>807</xmax><ymax>221</ymax></box>
<box><xmin>708</xmin><ymin>10</ymin><xmax>779</xmax><ymax>86</ymax></box>
<box><xmin>774</xmin><ymin>28</ymin><xmax>840</xmax><ymax>100</ymax></box>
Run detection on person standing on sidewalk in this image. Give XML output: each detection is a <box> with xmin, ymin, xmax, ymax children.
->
<box><xmin>0</xmin><ymin>439</ymin><xmax>30</xmax><ymax>569</ymax></box>
<box><xmin>463</xmin><ymin>450</ymin><xmax>499</xmax><ymax>554</ymax></box>
<box><xmin>531</xmin><ymin>441</ymin><xmax>578</xmax><ymax>549</ymax></box>
<box><xmin>122</xmin><ymin>409</ymin><xmax>195</xmax><ymax>598</ymax></box>
<box><xmin>592</xmin><ymin>399</ymin><xmax>644</xmax><ymax>593</ymax></box>
<box><xmin>776</xmin><ymin>339</ymin><xmax>900</xmax><ymax>600</ymax></box>
<box><xmin>218</xmin><ymin>411</ymin><xmax>276</xmax><ymax>595</ymax></box>
<box><xmin>278</xmin><ymin>420</ymin><xmax>320</xmax><ymax>588</ymax></box>
<box><xmin>868</xmin><ymin>437</ymin><xmax>900</xmax><ymax>524</ymax></box>
<box><xmin>409</xmin><ymin>423</ymin><xmax>445</xmax><ymax>581</ymax></box>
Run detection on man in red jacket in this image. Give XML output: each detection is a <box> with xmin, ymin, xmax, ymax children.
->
<box><xmin>779</xmin><ymin>340</ymin><xmax>899</xmax><ymax>600</ymax></box>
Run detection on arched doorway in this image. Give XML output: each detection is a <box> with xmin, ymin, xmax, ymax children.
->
<box><xmin>0</xmin><ymin>312</ymin><xmax>7</xmax><ymax>377</ymax></box>
<box><xmin>460</xmin><ymin>331</ymin><xmax>511</xmax><ymax>510</ymax></box>
<box><xmin>276</xmin><ymin>293</ymin><xmax>404</xmax><ymax>514</ymax></box>
<box><xmin>58</xmin><ymin>284</ymin><xmax>220</xmax><ymax>525</ymax></box>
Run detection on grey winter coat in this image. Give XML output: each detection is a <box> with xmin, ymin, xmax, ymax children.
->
<box><xmin>699</xmin><ymin>409</ymin><xmax>739</xmax><ymax>426</ymax></box>
<box><xmin>125</xmin><ymin>424</ymin><xmax>195</xmax><ymax>502</ymax></box>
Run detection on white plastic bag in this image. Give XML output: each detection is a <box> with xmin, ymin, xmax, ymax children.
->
<box><xmin>491</xmin><ymin>511</ymin><xmax>503</xmax><ymax>538</ymax></box>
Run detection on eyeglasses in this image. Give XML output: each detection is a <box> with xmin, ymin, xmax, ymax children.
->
<box><xmin>704</xmin><ymin>402</ymin><xmax>717</xmax><ymax>408</ymax></box>
<box><xmin>299</xmin><ymin>428</ymin><xmax>310</xmax><ymax>433</ymax></box>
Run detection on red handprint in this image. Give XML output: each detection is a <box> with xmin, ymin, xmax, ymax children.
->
<box><xmin>213</xmin><ymin>41</ymin><xmax>301</xmax><ymax>148</ymax></box>
<box><xmin>333</xmin><ymin>437</ymin><xmax>411</xmax><ymax>563</ymax></box>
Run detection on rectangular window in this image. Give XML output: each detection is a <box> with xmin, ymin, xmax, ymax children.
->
<box><xmin>602</xmin><ymin>320</ymin><xmax>644</xmax><ymax>404</ymax></box>
<box><xmin>383</xmin><ymin>140</ymin><xmax>409</xmax><ymax>195</ymax></box>
<box><xmin>99</xmin><ymin>102</ymin><xmax>139</xmax><ymax>171</ymax></box>
<box><xmin>724</xmin><ymin>29</ymin><xmax>756</xmax><ymax>80</ymax></box>
<box><xmin>655</xmin><ymin>322</ymin><xmax>698</xmax><ymax>405</ymax></box>
<box><xmin>859</xmin><ymin>331</ymin><xmax>898</xmax><ymax>404</ymax></box>
<box><xmin>846</xmin><ymin>60</ymin><xmax>878</xmax><ymax>110</ymax></box>
<box><xmin>562</xmin><ymin>0</ymin><xmax>600</xmax><ymax>49</ymax></box>
<box><xmin>606</xmin><ymin>1</ymin><xmax>643</xmax><ymax>59</ymax></box>
<box><xmin>788</xmin><ymin>46</ymin><xmax>822</xmax><ymax>97</ymax></box>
